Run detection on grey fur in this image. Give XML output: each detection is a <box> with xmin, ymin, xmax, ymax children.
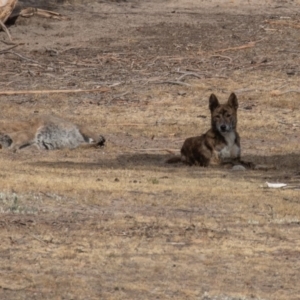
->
<box><xmin>0</xmin><ymin>134</ymin><xmax>13</xmax><ymax>148</ymax></box>
<box><xmin>0</xmin><ymin>115</ymin><xmax>105</xmax><ymax>151</ymax></box>
<box><xmin>36</xmin><ymin>124</ymin><xmax>86</xmax><ymax>150</ymax></box>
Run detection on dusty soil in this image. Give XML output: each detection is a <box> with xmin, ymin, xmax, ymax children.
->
<box><xmin>0</xmin><ymin>0</ymin><xmax>300</xmax><ymax>299</ymax></box>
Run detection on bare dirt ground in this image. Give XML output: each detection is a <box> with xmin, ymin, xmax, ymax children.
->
<box><xmin>0</xmin><ymin>0</ymin><xmax>300</xmax><ymax>299</ymax></box>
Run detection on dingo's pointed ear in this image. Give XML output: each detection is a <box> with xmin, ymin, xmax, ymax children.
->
<box><xmin>228</xmin><ymin>93</ymin><xmax>238</xmax><ymax>110</ymax></box>
<box><xmin>209</xmin><ymin>94</ymin><xmax>220</xmax><ymax>112</ymax></box>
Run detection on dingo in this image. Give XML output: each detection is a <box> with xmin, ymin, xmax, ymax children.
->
<box><xmin>0</xmin><ymin>115</ymin><xmax>105</xmax><ymax>151</ymax></box>
<box><xmin>167</xmin><ymin>93</ymin><xmax>246</xmax><ymax>167</ymax></box>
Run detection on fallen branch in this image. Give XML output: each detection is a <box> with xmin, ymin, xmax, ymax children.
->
<box><xmin>215</xmin><ymin>39</ymin><xmax>264</xmax><ymax>53</ymax></box>
<box><xmin>0</xmin><ymin>87</ymin><xmax>111</xmax><ymax>96</ymax></box>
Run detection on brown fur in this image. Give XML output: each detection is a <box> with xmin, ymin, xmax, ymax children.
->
<box><xmin>0</xmin><ymin>115</ymin><xmax>105</xmax><ymax>151</ymax></box>
<box><xmin>167</xmin><ymin>93</ymin><xmax>247</xmax><ymax>167</ymax></box>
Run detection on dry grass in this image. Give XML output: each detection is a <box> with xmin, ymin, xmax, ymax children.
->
<box><xmin>1</xmin><ymin>0</ymin><xmax>300</xmax><ymax>299</ymax></box>
<box><xmin>1</xmin><ymin>72</ymin><xmax>300</xmax><ymax>299</ymax></box>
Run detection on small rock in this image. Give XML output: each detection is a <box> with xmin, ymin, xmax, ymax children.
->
<box><xmin>251</xmin><ymin>56</ymin><xmax>268</xmax><ymax>64</ymax></box>
<box><xmin>232</xmin><ymin>165</ymin><xmax>246</xmax><ymax>171</ymax></box>
<box><xmin>287</xmin><ymin>70</ymin><xmax>295</xmax><ymax>76</ymax></box>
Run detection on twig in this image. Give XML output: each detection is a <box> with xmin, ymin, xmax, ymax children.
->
<box><xmin>265</xmin><ymin>19</ymin><xmax>300</xmax><ymax>29</ymax></box>
<box><xmin>277</xmin><ymin>83</ymin><xmax>289</xmax><ymax>90</ymax></box>
<box><xmin>133</xmin><ymin>148</ymin><xmax>179</xmax><ymax>152</ymax></box>
<box><xmin>165</xmin><ymin>149</ymin><xmax>177</xmax><ymax>155</ymax></box>
<box><xmin>0</xmin><ymin>88</ymin><xmax>110</xmax><ymax>96</ymax></box>
<box><xmin>209</xmin><ymin>54</ymin><xmax>233</xmax><ymax>63</ymax></box>
<box><xmin>108</xmin><ymin>123</ymin><xmax>141</xmax><ymax>126</ymax></box>
<box><xmin>215</xmin><ymin>39</ymin><xmax>264</xmax><ymax>53</ymax></box>
<box><xmin>0</xmin><ymin>283</ymin><xmax>30</xmax><ymax>291</ymax></box>
<box><xmin>234</xmin><ymin>87</ymin><xmax>300</xmax><ymax>96</ymax></box>
<box><xmin>0</xmin><ymin>39</ymin><xmax>16</xmax><ymax>45</ymax></box>
<box><xmin>153</xmin><ymin>81</ymin><xmax>191</xmax><ymax>87</ymax></box>
<box><xmin>109</xmin><ymin>82</ymin><xmax>122</xmax><ymax>87</ymax></box>
<box><xmin>0</xmin><ymin>20</ymin><xmax>13</xmax><ymax>42</ymax></box>
<box><xmin>271</xmin><ymin>89</ymin><xmax>300</xmax><ymax>96</ymax></box>
<box><xmin>234</xmin><ymin>88</ymin><xmax>273</xmax><ymax>94</ymax></box>
<box><xmin>0</xmin><ymin>44</ymin><xmax>20</xmax><ymax>54</ymax></box>
<box><xmin>234</xmin><ymin>88</ymin><xmax>259</xmax><ymax>94</ymax></box>
<box><xmin>28</xmin><ymin>233</ymin><xmax>47</xmax><ymax>245</ymax></box>
<box><xmin>241</xmin><ymin>62</ymin><xmax>274</xmax><ymax>70</ymax></box>
<box><xmin>112</xmin><ymin>91</ymin><xmax>130</xmax><ymax>99</ymax></box>
<box><xmin>185</xmin><ymin>68</ymin><xmax>209</xmax><ymax>73</ymax></box>
<box><xmin>3</xmin><ymin>51</ymin><xmax>45</xmax><ymax>66</ymax></box>
<box><xmin>175</xmin><ymin>71</ymin><xmax>204</xmax><ymax>81</ymax></box>
<box><xmin>107</xmin><ymin>91</ymin><xmax>130</xmax><ymax>104</ymax></box>
<box><xmin>184</xmin><ymin>69</ymin><xmax>228</xmax><ymax>79</ymax></box>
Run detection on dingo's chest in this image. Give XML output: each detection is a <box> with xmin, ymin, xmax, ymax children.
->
<box><xmin>216</xmin><ymin>132</ymin><xmax>240</xmax><ymax>160</ymax></box>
